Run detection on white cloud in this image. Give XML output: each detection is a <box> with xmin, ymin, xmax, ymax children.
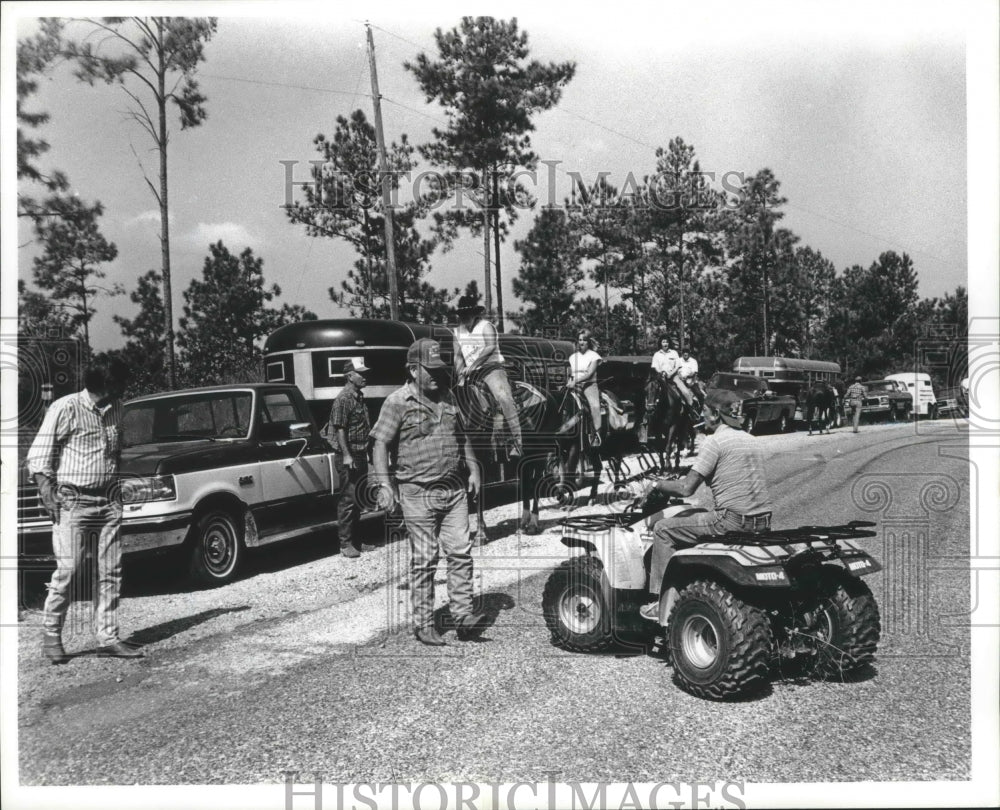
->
<box><xmin>126</xmin><ymin>210</ymin><xmax>174</xmax><ymax>227</ymax></box>
<box><xmin>184</xmin><ymin>222</ymin><xmax>259</xmax><ymax>250</ymax></box>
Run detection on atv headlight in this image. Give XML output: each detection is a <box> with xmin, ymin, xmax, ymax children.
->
<box><xmin>121</xmin><ymin>475</ymin><xmax>176</xmax><ymax>505</ymax></box>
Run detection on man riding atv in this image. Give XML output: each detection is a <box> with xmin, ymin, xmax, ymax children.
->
<box><xmin>640</xmin><ymin>387</ymin><xmax>772</xmax><ymax>620</ymax></box>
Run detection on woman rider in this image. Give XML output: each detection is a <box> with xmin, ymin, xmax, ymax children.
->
<box><xmin>566</xmin><ymin>330</ymin><xmax>603</xmax><ymax>447</ymax></box>
<box><xmin>453</xmin><ymin>295</ymin><xmax>523</xmax><ymax>458</ymax></box>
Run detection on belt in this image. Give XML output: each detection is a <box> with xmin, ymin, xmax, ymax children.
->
<box><xmin>335</xmin><ymin>446</ymin><xmax>368</xmax><ymax>454</ymax></box>
<box><xmin>57</xmin><ymin>484</ymin><xmax>116</xmax><ymax>499</ymax></box>
<box><xmin>720</xmin><ymin>509</ymin><xmax>772</xmax><ymax>530</ymax></box>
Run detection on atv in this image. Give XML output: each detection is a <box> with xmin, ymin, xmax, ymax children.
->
<box><xmin>541</xmin><ymin>488</ymin><xmax>882</xmax><ymax>700</ymax></box>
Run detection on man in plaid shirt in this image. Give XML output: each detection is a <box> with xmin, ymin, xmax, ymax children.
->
<box><xmin>846</xmin><ymin>376</ymin><xmax>868</xmax><ymax>433</ymax></box>
<box><xmin>26</xmin><ymin>357</ymin><xmax>141</xmax><ymax>663</ymax></box>
<box><xmin>370</xmin><ymin>338</ymin><xmax>486</xmax><ymax>646</ymax></box>
<box><xmin>325</xmin><ymin>358</ymin><xmax>373</xmax><ymax>558</ymax></box>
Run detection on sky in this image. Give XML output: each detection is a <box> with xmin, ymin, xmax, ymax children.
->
<box><xmin>2</xmin><ymin>0</ymin><xmax>989</xmax><ymax>353</ymax></box>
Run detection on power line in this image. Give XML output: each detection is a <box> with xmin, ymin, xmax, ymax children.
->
<box><xmin>368</xmin><ymin>22</ymin><xmax>428</xmax><ymax>54</ymax></box>
<box><xmin>200</xmin><ymin>72</ymin><xmax>373</xmax><ymax>99</ymax></box>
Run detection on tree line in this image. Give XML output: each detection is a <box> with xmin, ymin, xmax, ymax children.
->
<box><xmin>17</xmin><ymin>16</ymin><xmax>968</xmax><ymax>418</ymax></box>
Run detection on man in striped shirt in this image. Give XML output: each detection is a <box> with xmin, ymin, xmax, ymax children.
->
<box><xmin>26</xmin><ymin>357</ymin><xmax>141</xmax><ymax>663</ymax></box>
<box><xmin>639</xmin><ymin>388</ymin><xmax>773</xmax><ymax>621</ymax></box>
<box><xmin>846</xmin><ymin>376</ymin><xmax>868</xmax><ymax>433</ymax></box>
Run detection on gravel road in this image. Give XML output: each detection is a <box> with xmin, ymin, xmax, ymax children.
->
<box><xmin>14</xmin><ymin>421</ymin><xmax>978</xmax><ymax>791</ymax></box>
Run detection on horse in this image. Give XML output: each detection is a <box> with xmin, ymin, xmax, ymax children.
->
<box><xmin>639</xmin><ymin>374</ymin><xmax>691</xmax><ymax>471</ymax></box>
<box><xmin>453</xmin><ymin>375</ymin><xmax>602</xmax><ymax>536</ymax></box>
<box><xmin>804</xmin><ymin>381</ymin><xmax>837</xmax><ymax>436</ymax></box>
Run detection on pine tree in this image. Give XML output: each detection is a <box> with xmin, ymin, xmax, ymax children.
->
<box><xmin>177</xmin><ymin>242</ymin><xmax>316</xmax><ymax>386</ymax></box>
<box><xmin>65</xmin><ymin>16</ymin><xmax>218</xmax><ymax>386</ymax></box>
<box><xmin>31</xmin><ymin>196</ymin><xmax>121</xmax><ymax>355</ymax></box>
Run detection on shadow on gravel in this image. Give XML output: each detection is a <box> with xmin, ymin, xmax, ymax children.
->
<box><xmin>433</xmin><ymin>593</ymin><xmax>517</xmax><ymax>638</ymax></box>
<box><xmin>123</xmin><ymin>605</ymin><xmax>251</xmax><ymax>646</ymax></box>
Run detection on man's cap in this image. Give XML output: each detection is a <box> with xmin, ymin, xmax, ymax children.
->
<box><xmin>342</xmin><ymin>358</ymin><xmax>369</xmax><ymax>375</ymax></box>
<box><xmin>455</xmin><ymin>294</ymin><xmax>485</xmax><ymax>314</ymax></box>
<box><xmin>406</xmin><ymin>338</ymin><xmax>447</xmax><ymax>369</ymax></box>
<box><xmin>704</xmin><ymin>388</ymin><xmax>743</xmax><ymax>427</ymax></box>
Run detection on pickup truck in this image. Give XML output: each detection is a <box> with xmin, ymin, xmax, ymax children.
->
<box><xmin>860</xmin><ymin>379</ymin><xmax>913</xmax><ymax>422</ymax></box>
<box><xmin>18</xmin><ymin>383</ymin><xmax>339</xmax><ymax>586</ymax></box>
<box><xmin>705</xmin><ymin>372</ymin><xmax>798</xmax><ymax>434</ymax></box>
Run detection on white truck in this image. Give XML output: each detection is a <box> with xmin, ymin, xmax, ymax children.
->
<box><xmin>884</xmin><ymin>372</ymin><xmax>938</xmax><ymax>418</ymax></box>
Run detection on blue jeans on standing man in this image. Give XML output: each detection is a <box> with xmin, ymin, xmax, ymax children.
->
<box><xmin>398</xmin><ymin>481</ymin><xmax>474</xmax><ymax>631</ymax></box>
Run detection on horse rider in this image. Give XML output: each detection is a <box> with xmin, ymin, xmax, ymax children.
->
<box><xmin>566</xmin><ymin>330</ymin><xmax>603</xmax><ymax>447</ymax></box>
<box><xmin>453</xmin><ymin>294</ymin><xmax>523</xmax><ymax>459</ymax></box>
<box><xmin>651</xmin><ymin>334</ymin><xmax>699</xmax><ymax>421</ymax></box>
<box><xmin>678</xmin><ymin>346</ymin><xmax>704</xmax><ymax>404</ymax></box>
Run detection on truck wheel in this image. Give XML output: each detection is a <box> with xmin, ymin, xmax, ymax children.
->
<box><xmin>811</xmin><ymin>574</ymin><xmax>881</xmax><ymax>678</ymax></box>
<box><xmin>188</xmin><ymin>508</ymin><xmax>244</xmax><ymax>586</ymax></box>
<box><xmin>542</xmin><ymin>556</ymin><xmax>616</xmax><ymax>653</ymax></box>
<box><xmin>668</xmin><ymin>580</ymin><xmax>773</xmax><ymax>700</ymax></box>
<box><xmin>743</xmin><ymin>413</ymin><xmax>757</xmax><ymax>434</ymax></box>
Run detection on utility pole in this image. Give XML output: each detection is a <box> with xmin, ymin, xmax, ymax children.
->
<box><xmin>492</xmin><ymin>165</ymin><xmax>504</xmax><ymax>332</ymax></box>
<box><xmin>482</xmin><ymin>168</ymin><xmax>492</xmax><ymax>316</ymax></box>
<box><xmin>366</xmin><ymin>23</ymin><xmax>399</xmax><ymax>320</ymax></box>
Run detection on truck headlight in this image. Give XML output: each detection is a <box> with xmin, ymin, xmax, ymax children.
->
<box><xmin>121</xmin><ymin>475</ymin><xmax>176</xmax><ymax>505</ymax></box>
<box><xmin>879</xmin><ymin>396</ymin><xmax>889</xmax><ymax>405</ymax></box>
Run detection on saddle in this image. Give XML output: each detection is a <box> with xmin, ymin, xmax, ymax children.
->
<box><xmin>456</xmin><ymin>375</ymin><xmax>545</xmax><ymax>448</ymax></box>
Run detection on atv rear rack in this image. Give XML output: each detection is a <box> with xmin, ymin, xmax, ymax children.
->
<box><xmin>705</xmin><ymin>520</ymin><xmax>878</xmax><ymax>547</ymax></box>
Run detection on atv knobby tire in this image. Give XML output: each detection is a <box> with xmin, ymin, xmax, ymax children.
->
<box><xmin>542</xmin><ymin>556</ymin><xmax>616</xmax><ymax>652</ymax></box>
<box><xmin>812</xmin><ymin>574</ymin><xmax>881</xmax><ymax>678</ymax></box>
<box><xmin>668</xmin><ymin>580</ymin><xmax>773</xmax><ymax>700</ymax></box>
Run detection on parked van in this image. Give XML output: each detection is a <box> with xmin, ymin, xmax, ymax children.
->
<box><xmin>885</xmin><ymin>372</ymin><xmax>938</xmax><ymax>418</ymax></box>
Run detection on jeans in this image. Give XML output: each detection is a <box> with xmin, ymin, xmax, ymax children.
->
<box><xmin>648</xmin><ymin>509</ymin><xmax>761</xmax><ymax>596</ymax></box>
<box><xmin>398</xmin><ymin>482</ymin><xmax>473</xmax><ymax>630</ymax></box>
<box><xmin>482</xmin><ymin>367</ymin><xmax>523</xmax><ymax>452</ymax></box>
<box><xmin>851</xmin><ymin>403</ymin><xmax>862</xmax><ymax>431</ymax></box>
<box><xmin>334</xmin><ymin>453</ymin><xmax>368</xmax><ymax>550</ymax></box>
<box><xmin>580</xmin><ymin>383</ymin><xmax>602</xmax><ymax>435</ymax></box>
<box><xmin>43</xmin><ymin>493</ymin><xmax>123</xmax><ymax>645</ymax></box>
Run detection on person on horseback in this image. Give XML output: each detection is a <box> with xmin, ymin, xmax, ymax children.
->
<box><xmin>651</xmin><ymin>334</ymin><xmax>699</xmax><ymax>421</ymax></box>
<box><xmin>678</xmin><ymin>347</ymin><xmax>704</xmax><ymax>404</ymax></box>
<box><xmin>566</xmin><ymin>330</ymin><xmax>603</xmax><ymax>448</ymax></box>
<box><xmin>453</xmin><ymin>295</ymin><xmax>523</xmax><ymax>459</ymax></box>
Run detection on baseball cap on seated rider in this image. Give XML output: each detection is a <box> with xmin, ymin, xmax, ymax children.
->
<box><xmin>342</xmin><ymin>358</ymin><xmax>370</xmax><ymax>374</ymax></box>
<box><xmin>704</xmin><ymin>388</ymin><xmax>744</xmax><ymax>428</ymax></box>
<box><xmin>406</xmin><ymin>338</ymin><xmax>447</xmax><ymax>369</ymax></box>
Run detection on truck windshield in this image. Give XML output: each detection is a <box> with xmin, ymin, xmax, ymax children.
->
<box><xmin>123</xmin><ymin>392</ymin><xmax>253</xmax><ymax>446</ymax></box>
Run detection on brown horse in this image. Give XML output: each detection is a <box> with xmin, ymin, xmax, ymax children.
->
<box><xmin>805</xmin><ymin>381</ymin><xmax>837</xmax><ymax>436</ymax></box>
<box><xmin>455</xmin><ymin>377</ymin><xmax>601</xmax><ymax>535</ymax></box>
<box><xmin>639</xmin><ymin>374</ymin><xmax>690</xmax><ymax>471</ymax></box>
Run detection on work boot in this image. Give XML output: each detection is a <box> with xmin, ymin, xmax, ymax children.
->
<box><xmin>97</xmin><ymin>640</ymin><xmax>144</xmax><ymax>659</ymax></box>
<box><xmin>414</xmin><ymin>626</ymin><xmax>447</xmax><ymax>646</ymax></box>
<box><xmin>42</xmin><ymin>632</ymin><xmax>68</xmax><ymax>665</ymax></box>
<box><xmin>455</xmin><ymin>612</ymin><xmax>489</xmax><ymax>641</ymax></box>
<box><xmin>341</xmin><ymin>542</ymin><xmax>361</xmax><ymax>558</ymax></box>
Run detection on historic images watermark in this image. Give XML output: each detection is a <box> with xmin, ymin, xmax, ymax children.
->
<box><xmin>279</xmin><ymin>161</ymin><xmax>748</xmax><ymax>213</ymax></box>
<box><xmin>281</xmin><ymin>772</ymin><xmax>747</xmax><ymax>810</ymax></box>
